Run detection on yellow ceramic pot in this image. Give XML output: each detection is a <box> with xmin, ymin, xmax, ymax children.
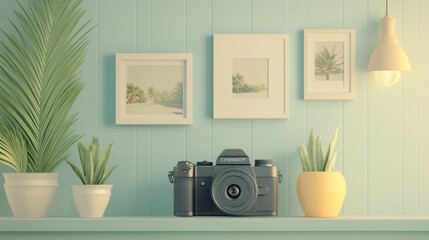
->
<box><xmin>297</xmin><ymin>172</ymin><xmax>346</xmax><ymax>218</ymax></box>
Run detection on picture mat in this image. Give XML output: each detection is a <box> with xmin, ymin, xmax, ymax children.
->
<box><xmin>214</xmin><ymin>35</ymin><xmax>289</xmax><ymax>118</ymax></box>
<box><xmin>304</xmin><ymin>29</ymin><xmax>355</xmax><ymax>100</ymax></box>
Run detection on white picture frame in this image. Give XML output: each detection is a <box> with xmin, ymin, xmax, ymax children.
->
<box><xmin>304</xmin><ymin>29</ymin><xmax>356</xmax><ymax>100</ymax></box>
<box><xmin>213</xmin><ymin>34</ymin><xmax>289</xmax><ymax>119</ymax></box>
<box><xmin>116</xmin><ymin>53</ymin><xmax>192</xmax><ymax>125</ymax></box>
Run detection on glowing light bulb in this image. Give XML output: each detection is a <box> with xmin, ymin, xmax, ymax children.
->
<box><xmin>373</xmin><ymin>70</ymin><xmax>401</xmax><ymax>86</ymax></box>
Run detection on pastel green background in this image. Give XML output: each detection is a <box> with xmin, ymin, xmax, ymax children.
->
<box><xmin>0</xmin><ymin>0</ymin><xmax>428</xmax><ymax>220</ymax></box>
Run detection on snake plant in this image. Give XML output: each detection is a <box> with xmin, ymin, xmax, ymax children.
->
<box><xmin>0</xmin><ymin>0</ymin><xmax>92</xmax><ymax>172</ymax></box>
<box><xmin>67</xmin><ymin>138</ymin><xmax>117</xmax><ymax>185</ymax></box>
<box><xmin>298</xmin><ymin>126</ymin><xmax>340</xmax><ymax>172</ymax></box>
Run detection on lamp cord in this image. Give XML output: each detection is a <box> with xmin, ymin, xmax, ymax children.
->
<box><xmin>386</xmin><ymin>0</ymin><xmax>389</xmax><ymax>15</ymax></box>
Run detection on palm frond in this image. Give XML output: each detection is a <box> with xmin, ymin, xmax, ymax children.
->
<box><xmin>0</xmin><ymin>123</ymin><xmax>28</xmax><ymax>172</ymax></box>
<box><xmin>0</xmin><ymin>0</ymin><xmax>92</xmax><ymax>172</ymax></box>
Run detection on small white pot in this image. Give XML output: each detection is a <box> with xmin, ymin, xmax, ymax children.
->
<box><xmin>71</xmin><ymin>185</ymin><xmax>112</xmax><ymax>217</ymax></box>
<box><xmin>3</xmin><ymin>173</ymin><xmax>59</xmax><ymax>217</ymax></box>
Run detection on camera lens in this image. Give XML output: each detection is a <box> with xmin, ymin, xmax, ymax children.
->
<box><xmin>226</xmin><ymin>184</ymin><xmax>241</xmax><ymax>199</ymax></box>
<box><xmin>211</xmin><ymin>168</ymin><xmax>258</xmax><ymax>215</ymax></box>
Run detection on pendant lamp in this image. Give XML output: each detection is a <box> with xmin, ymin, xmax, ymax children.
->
<box><xmin>368</xmin><ymin>0</ymin><xmax>411</xmax><ymax>86</ymax></box>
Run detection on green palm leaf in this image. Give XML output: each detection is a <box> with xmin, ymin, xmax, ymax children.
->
<box><xmin>0</xmin><ymin>0</ymin><xmax>92</xmax><ymax>172</ymax></box>
<box><xmin>0</xmin><ymin>123</ymin><xmax>28</xmax><ymax>172</ymax></box>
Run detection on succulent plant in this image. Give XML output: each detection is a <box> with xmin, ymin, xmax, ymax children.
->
<box><xmin>298</xmin><ymin>126</ymin><xmax>340</xmax><ymax>172</ymax></box>
<box><xmin>67</xmin><ymin>138</ymin><xmax>117</xmax><ymax>185</ymax></box>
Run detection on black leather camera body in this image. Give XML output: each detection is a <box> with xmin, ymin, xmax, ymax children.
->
<box><xmin>168</xmin><ymin>149</ymin><xmax>282</xmax><ymax>216</ymax></box>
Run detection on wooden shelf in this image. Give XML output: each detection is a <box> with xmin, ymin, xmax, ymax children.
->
<box><xmin>0</xmin><ymin>215</ymin><xmax>428</xmax><ymax>232</ymax></box>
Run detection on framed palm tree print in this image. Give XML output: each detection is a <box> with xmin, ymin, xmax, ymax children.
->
<box><xmin>116</xmin><ymin>53</ymin><xmax>193</xmax><ymax>124</ymax></box>
<box><xmin>304</xmin><ymin>29</ymin><xmax>355</xmax><ymax>100</ymax></box>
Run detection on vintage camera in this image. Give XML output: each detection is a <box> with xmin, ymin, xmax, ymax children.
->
<box><xmin>168</xmin><ymin>149</ymin><xmax>283</xmax><ymax>216</ymax></box>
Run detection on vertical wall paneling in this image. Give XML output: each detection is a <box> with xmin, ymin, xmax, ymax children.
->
<box><xmin>135</xmin><ymin>0</ymin><xmax>153</xmax><ymax>216</ymax></box>
<box><xmin>151</xmin><ymin>0</ymin><xmax>186</xmax><ymax>53</ymax></box>
<box><xmin>287</xmin><ymin>0</ymin><xmax>306</xmax><ymax>217</ymax></box>
<box><xmin>303</xmin><ymin>0</ymin><xmax>344</xmax><ymax>216</ymax></box>
<box><xmin>150</xmin><ymin>0</ymin><xmax>187</xmax><ymax>215</ymax></box>
<box><xmin>151</xmin><ymin>127</ymin><xmax>186</xmax><ymax>215</ymax></box>
<box><xmin>136</xmin><ymin>0</ymin><xmax>152</xmax><ymax>52</ymax></box>
<box><xmin>1</xmin><ymin>0</ymin><xmax>429</xmax><ymax>217</ymax></box>
<box><xmin>72</xmin><ymin>1</ymin><xmax>100</xmax><ymax>143</ymax></box>
<box><xmin>212</xmin><ymin>0</ymin><xmax>252</xmax><ymax>34</ymax></box>
<box><xmin>402</xmin><ymin>0</ymin><xmax>418</xmax><ymax>214</ymax></box>
<box><xmin>99</xmin><ymin>0</ymin><xmax>137</xmax><ymax>215</ymax></box>
<box><xmin>211</xmin><ymin>121</ymin><xmax>252</xmax><ymax>161</ymax></box>
<box><xmin>368</xmin><ymin>0</ymin><xmax>403</xmax><ymax>215</ymax></box>
<box><xmin>211</xmin><ymin>0</ymin><xmax>252</xmax><ymax>161</ymax></box>
<box><xmin>304</xmin><ymin>0</ymin><xmax>343</xmax><ymax>173</ymax></box>
<box><xmin>367</xmin><ymin>0</ymin><xmax>385</xmax><ymax>215</ymax></box>
<box><xmin>60</xmin><ymin>0</ymin><xmax>100</xmax><ymax>217</ymax></box>
<box><xmin>0</xmin><ymin>0</ymin><xmax>21</xmax><ymax>217</ymax></box>
<box><xmin>417</xmin><ymin>0</ymin><xmax>429</xmax><ymax>214</ymax></box>
<box><xmin>342</xmin><ymin>0</ymin><xmax>369</xmax><ymax>215</ymax></box>
<box><xmin>251</xmin><ymin>121</ymin><xmax>288</xmax><ymax>216</ymax></box>
<box><xmin>250</xmin><ymin>0</ymin><xmax>289</xmax><ymax>216</ymax></box>
<box><xmin>251</xmin><ymin>0</ymin><xmax>288</xmax><ymax>34</ymax></box>
<box><xmin>0</xmin><ymin>0</ymin><xmax>16</xmax><ymax>24</ymax></box>
<box><xmin>185</xmin><ymin>0</ymin><xmax>213</xmax><ymax>163</ymax></box>
<box><xmin>305</xmin><ymin>0</ymin><xmax>343</xmax><ymax>27</ymax></box>
<box><xmin>0</xmin><ymin>0</ymin><xmax>19</xmax><ymax>36</ymax></box>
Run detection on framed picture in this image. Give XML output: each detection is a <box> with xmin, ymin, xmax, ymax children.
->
<box><xmin>213</xmin><ymin>34</ymin><xmax>289</xmax><ymax>118</ymax></box>
<box><xmin>116</xmin><ymin>53</ymin><xmax>192</xmax><ymax>125</ymax></box>
<box><xmin>304</xmin><ymin>29</ymin><xmax>355</xmax><ymax>100</ymax></box>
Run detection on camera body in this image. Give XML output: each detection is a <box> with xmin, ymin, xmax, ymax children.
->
<box><xmin>168</xmin><ymin>149</ymin><xmax>282</xmax><ymax>216</ymax></box>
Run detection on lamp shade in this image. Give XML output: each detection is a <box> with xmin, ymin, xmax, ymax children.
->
<box><xmin>368</xmin><ymin>14</ymin><xmax>411</xmax><ymax>72</ymax></box>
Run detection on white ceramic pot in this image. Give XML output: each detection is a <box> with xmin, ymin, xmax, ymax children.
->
<box><xmin>3</xmin><ymin>173</ymin><xmax>59</xmax><ymax>217</ymax></box>
<box><xmin>71</xmin><ymin>185</ymin><xmax>112</xmax><ymax>217</ymax></box>
<box><xmin>297</xmin><ymin>172</ymin><xmax>346</xmax><ymax>218</ymax></box>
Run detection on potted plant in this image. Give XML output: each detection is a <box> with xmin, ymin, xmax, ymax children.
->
<box><xmin>297</xmin><ymin>126</ymin><xmax>346</xmax><ymax>218</ymax></box>
<box><xmin>0</xmin><ymin>0</ymin><xmax>91</xmax><ymax>217</ymax></box>
<box><xmin>67</xmin><ymin>138</ymin><xmax>117</xmax><ymax>218</ymax></box>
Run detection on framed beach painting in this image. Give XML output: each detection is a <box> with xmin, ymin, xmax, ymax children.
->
<box><xmin>116</xmin><ymin>53</ymin><xmax>192</xmax><ymax>124</ymax></box>
<box><xmin>213</xmin><ymin>34</ymin><xmax>289</xmax><ymax>118</ymax></box>
<box><xmin>304</xmin><ymin>29</ymin><xmax>355</xmax><ymax>100</ymax></box>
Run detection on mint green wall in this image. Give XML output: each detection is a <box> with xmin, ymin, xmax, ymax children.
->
<box><xmin>0</xmin><ymin>0</ymin><xmax>428</xmax><ymax>217</ymax></box>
